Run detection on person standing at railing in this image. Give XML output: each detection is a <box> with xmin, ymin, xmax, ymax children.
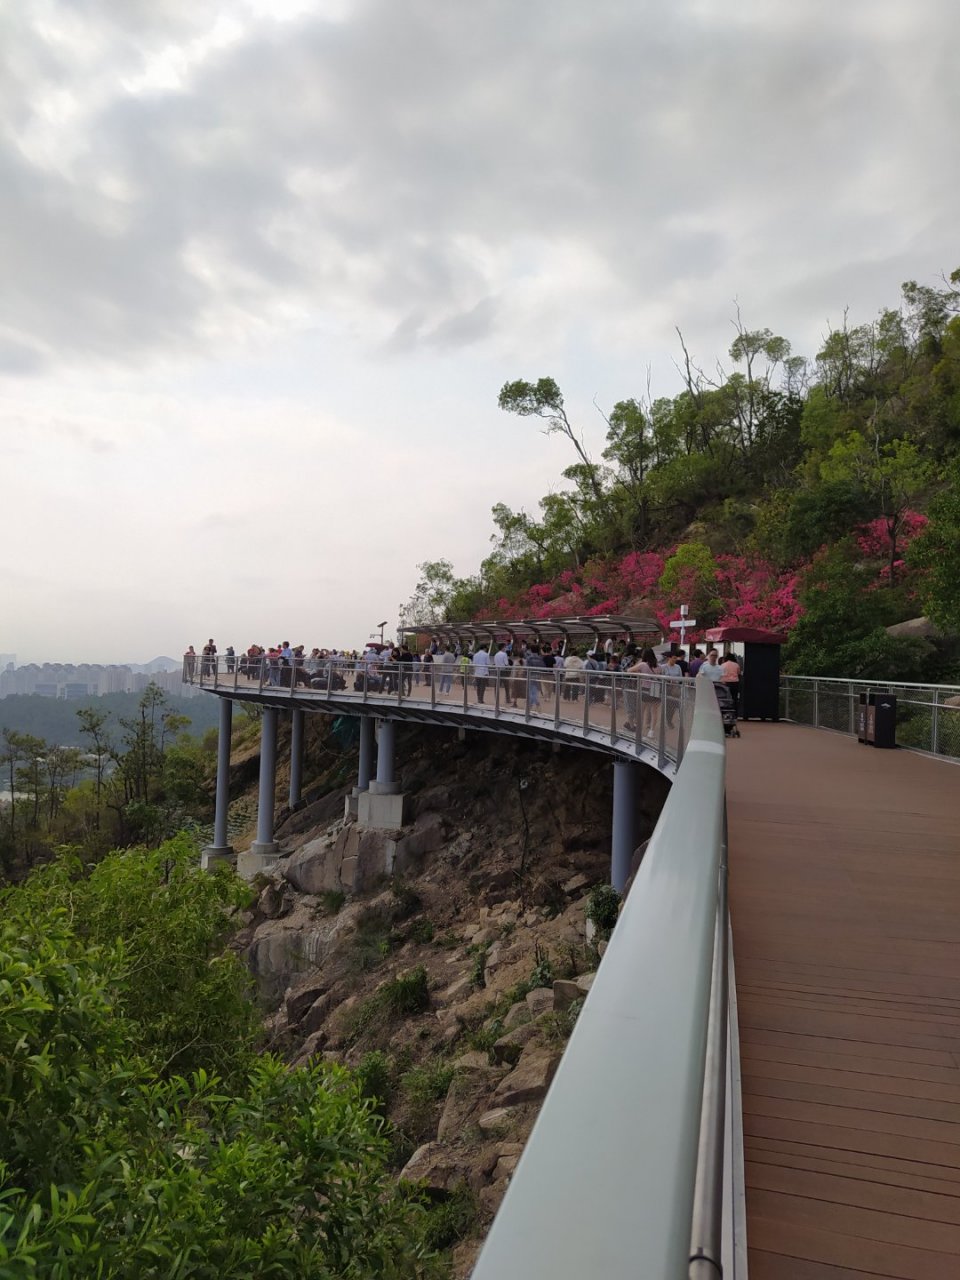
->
<box><xmin>398</xmin><ymin>643</ymin><xmax>415</xmax><ymax>695</ymax></box>
<box><xmin>436</xmin><ymin>646</ymin><xmax>455</xmax><ymax>695</ymax></box>
<box><xmin>421</xmin><ymin>648</ymin><xmax>434</xmax><ymax>688</ymax></box>
<box><xmin>184</xmin><ymin>645</ymin><xmax>197</xmax><ymax>680</ymax></box>
<box><xmin>202</xmin><ymin>638</ymin><xmax>217</xmax><ymax>677</ymax></box>
<box><xmin>492</xmin><ymin>643</ymin><xmax>510</xmax><ymax>702</ymax></box>
<box><xmin>225</xmin><ymin>645</ymin><xmax>236</xmax><ymax>674</ymax></box>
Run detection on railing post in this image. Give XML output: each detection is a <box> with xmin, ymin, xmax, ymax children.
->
<box><xmin>658</xmin><ymin>680</ymin><xmax>667</xmax><ymax>769</ymax></box>
<box><xmin>213</xmin><ymin>657</ymin><xmax>219</xmax><ymax>690</ymax></box>
<box><xmin>463</xmin><ymin>664</ymin><xmax>469</xmax><ymax>713</ymax></box>
<box><xmin>783</xmin><ymin>677</ymin><xmax>790</xmax><ymax>720</ymax></box>
<box><xmin>583</xmin><ymin>671</ymin><xmax>591</xmax><ymax>734</ymax></box>
<box><xmin>554</xmin><ymin>663</ymin><xmax>562</xmax><ymax>730</ymax></box>
<box><xmin>676</xmin><ymin>681</ymin><xmax>686</xmax><ymax>764</ymax></box>
<box><xmin>495</xmin><ymin>666</ymin><xmax>501</xmax><ymax>717</ymax></box>
<box><xmin>847</xmin><ymin>681</ymin><xmax>856</xmax><ymax>735</ymax></box>
<box><xmin>257</xmin><ymin>656</ymin><xmax>265</xmax><ymax>694</ymax></box>
<box><xmin>931</xmin><ymin>689</ymin><xmax>940</xmax><ymax>755</ymax></box>
<box><xmin>609</xmin><ymin>675</ymin><xmax>618</xmax><ymax>743</ymax></box>
<box><xmin>525</xmin><ymin>667</ymin><xmax>532</xmax><ymax>724</ymax></box>
<box><xmin>813</xmin><ymin>678</ymin><xmax>820</xmax><ymax>728</ymax></box>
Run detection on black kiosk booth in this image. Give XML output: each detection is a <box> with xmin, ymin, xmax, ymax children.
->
<box><xmin>704</xmin><ymin>626</ymin><xmax>786</xmax><ymax>721</ymax></box>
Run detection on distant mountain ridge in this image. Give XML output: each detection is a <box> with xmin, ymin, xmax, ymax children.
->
<box><xmin>129</xmin><ymin>657</ymin><xmax>180</xmax><ymax>674</ymax></box>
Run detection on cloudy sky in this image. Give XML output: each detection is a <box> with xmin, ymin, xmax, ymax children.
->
<box><xmin>3</xmin><ymin>0</ymin><xmax>957</xmax><ymax>664</ymax></box>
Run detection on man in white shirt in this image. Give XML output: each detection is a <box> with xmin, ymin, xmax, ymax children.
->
<box><xmin>473</xmin><ymin>647</ymin><xmax>491</xmax><ymax>703</ymax></box>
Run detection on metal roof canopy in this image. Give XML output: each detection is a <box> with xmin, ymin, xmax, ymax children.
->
<box><xmin>400</xmin><ymin>614</ymin><xmax>661</xmax><ymax>647</ymax></box>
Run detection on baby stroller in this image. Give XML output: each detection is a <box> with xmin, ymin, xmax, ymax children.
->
<box><xmin>714</xmin><ymin>683</ymin><xmax>740</xmax><ymax>738</ymax></box>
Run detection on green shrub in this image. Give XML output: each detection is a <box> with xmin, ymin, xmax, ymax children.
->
<box><xmin>356</xmin><ymin>1050</ymin><xmax>396</xmax><ymax>1112</ymax></box>
<box><xmin>408</xmin><ymin>918</ymin><xmax>435</xmax><ymax>944</ymax></box>
<box><xmin>422</xmin><ymin>1185</ymin><xmax>478</xmax><ymax>1250</ymax></box>
<box><xmin>350</xmin><ymin>966</ymin><xmax>432</xmax><ymax>1044</ymax></box>
<box><xmin>587</xmin><ymin>883</ymin><xmax>621</xmax><ymax>939</ymax></box>
<box><xmin>319</xmin><ymin>888</ymin><xmax>346</xmax><ymax>915</ymax></box>
<box><xmin>0</xmin><ymin>850</ymin><xmax>444</xmax><ymax>1278</ymax></box>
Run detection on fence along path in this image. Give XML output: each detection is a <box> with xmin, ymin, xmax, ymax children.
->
<box><xmin>726</xmin><ymin>721</ymin><xmax>960</xmax><ymax>1278</ymax></box>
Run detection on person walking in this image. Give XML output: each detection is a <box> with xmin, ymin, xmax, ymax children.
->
<box><xmin>720</xmin><ymin>652</ymin><xmax>741</xmax><ymax>716</ymax></box>
<box><xmin>697</xmin><ymin>649</ymin><xmax>723</xmax><ymax>682</ymax></box>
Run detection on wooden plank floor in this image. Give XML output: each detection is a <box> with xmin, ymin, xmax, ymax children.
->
<box><xmin>726</xmin><ymin>724</ymin><xmax>960</xmax><ymax>1279</ymax></box>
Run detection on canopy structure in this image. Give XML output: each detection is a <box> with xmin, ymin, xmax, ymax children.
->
<box><xmin>704</xmin><ymin>626</ymin><xmax>787</xmax><ymax>646</ymax></box>
<box><xmin>400</xmin><ymin>614</ymin><xmax>661</xmax><ymax>650</ymax></box>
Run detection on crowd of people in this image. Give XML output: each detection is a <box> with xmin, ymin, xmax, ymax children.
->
<box><xmin>184</xmin><ymin>636</ymin><xmax>744</xmax><ymax>724</ymax></box>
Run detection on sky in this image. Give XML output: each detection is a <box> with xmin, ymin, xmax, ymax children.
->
<box><xmin>3</xmin><ymin>0</ymin><xmax>957</xmax><ymax>664</ymax></box>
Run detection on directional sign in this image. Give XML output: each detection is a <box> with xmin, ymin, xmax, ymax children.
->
<box><xmin>669</xmin><ymin>618</ymin><xmax>696</xmax><ymax>629</ymax></box>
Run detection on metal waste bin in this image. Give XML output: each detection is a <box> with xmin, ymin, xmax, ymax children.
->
<box><xmin>860</xmin><ymin>692</ymin><xmax>897</xmax><ymax>748</ymax></box>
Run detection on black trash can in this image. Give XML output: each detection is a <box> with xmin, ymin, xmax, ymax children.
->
<box><xmin>871</xmin><ymin>693</ymin><xmax>897</xmax><ymax>749</ymax></box>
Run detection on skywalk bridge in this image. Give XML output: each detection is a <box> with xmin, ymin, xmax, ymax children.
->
<box><xmin>185</xmin><ymin>655</ymin><xmax>960</xmax><ymax>1279</ymax></box>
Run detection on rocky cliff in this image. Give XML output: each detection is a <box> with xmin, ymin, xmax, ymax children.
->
<box><xmin>235</xmin><ymin>719</ymin><xmax>669</xmax><ymax>1274</ymax></box>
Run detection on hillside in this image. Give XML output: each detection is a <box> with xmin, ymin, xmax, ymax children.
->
<box><xmin>231</xmin><ymin>716</ymin><xmax>670</xmax><ymax>1275</ymax></box>
<box><xmin>405</xmin><ymin>272</ymin><xmax>960</xmax><ymax>680</ymax></box>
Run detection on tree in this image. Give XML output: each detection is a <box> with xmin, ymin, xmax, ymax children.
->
<box><xmin>908</xmin><ymin>462</ymin><xmax>960</xmax><ymax>631</ymax></box>
<box><xmin>75</xmin><ymin>706</ymin><xmax>111</xmax><ymax>835</ymax></box>
<box><xmin>820</xmin><ymin>431</ymin><xmax>931</xmax><ymax>583</ymax></box>
<box><xmin>658</xmin><ymin>542</ymin><xmax>723</xmax><ymax>625</ymax></box>
<box><xmin>498</xmin><ymin>377</ymin><xmax>605</xmax><ymax>501</ymax></box>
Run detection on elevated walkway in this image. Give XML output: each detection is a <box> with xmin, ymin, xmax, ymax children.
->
<box><xmin>727</xmin><ymin>724</ymin><xmax>960</xmax><ymax>1278</ymax></box>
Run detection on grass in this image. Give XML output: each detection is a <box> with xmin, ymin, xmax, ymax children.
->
<box><xmin>422</xmin><ymin>1185</ymin><xmax>479</xmax><ymax>1250</ymax></box>
<box><xmin>348</xmin><ymin>965</ymin><xmax>432</xmax><ymax>1045</ymax></box>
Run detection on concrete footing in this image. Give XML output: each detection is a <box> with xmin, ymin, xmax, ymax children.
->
<box><xmin>200</xmin><ymin>845</ymin><xmax>234</xmax><ymax>870</ymax></box>
<box><xmin>358</xmin><ymin>790</ymin><xmax>407</xmax><ymax>830</ymax></box>
<box><xmin>236</xmin><ymin>843</ymin><xmax>280</xmax><ymax>879</ymax></box>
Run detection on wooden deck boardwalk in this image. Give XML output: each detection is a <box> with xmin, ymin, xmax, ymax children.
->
<box><xmin>726</xmin><ymin>724</ymin><xmax>960</xmax><ymax>1278</ymax></box>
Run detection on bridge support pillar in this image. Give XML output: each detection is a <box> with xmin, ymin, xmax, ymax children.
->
<box><xmin>359</xmin><ymin>718</ymin><xmax>406</xmax><ymax>828</ymax></box>
<box><xmin>201</xmin><ymin>697</ymin><xmax>234</xmax><ymax>869</ymax></box>
<box><xmin>238</xmin><ymin>706</ymin><xmax>279</xmax><ymax>878</ymax></box>
<box><xmin>611</xmin><ymin>759</ymin><xmax>639</xmax><ymax>893</ymax></box>
<box><xmin>288</xmin><ymin>708</ymin><xmax>305</xmax><ymax>810</ymax></box>
<box><xmin>346</xmin><ymin>714</ymin><xmax>375</xmax><ymax>819</ymax></box>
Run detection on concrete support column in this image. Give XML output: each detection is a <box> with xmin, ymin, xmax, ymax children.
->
<box><xmin>611</xmin><ymin>759</ymin><xmax>639</xmax><ymax>893</ymax></box>
<box><xmin>369</xmin><ymin>717</ymin><xmax>399</xmax><ymax>795</ymax></box>
<box><xmin>288</xmin><ymin>708</ymin><xmax>305</xmax><ymax>810</ymax></box>
<box><xmin>251</xmin><ymin>706</ymin><xmax>279</xmax><ymax>857</ymax></box>
<box><xmin>201</xmin><ymin>698</ymin><xmax>234</xmax><ymax>869</ymax></box>
<box><xmin>357</xmin><ymin>714</ymin><xmax>374</xmax><ymax>792</ymax></box>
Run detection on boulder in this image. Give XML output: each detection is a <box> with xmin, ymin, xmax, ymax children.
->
<box><xmin>290</xmin><ymin>1028</ymin><xmax>328</xmax><ymax>1067</ymax></box>
<box><xmin>299</xmin><ymin>991</ymin><xmax>335</xmax><ymax>1037</ymax></box>
<box><xmin>400</xmin><ymin>1143</ymin><xmax>469</xmax><ymax>1198</ymax></box>
<box><xmin>477</xmin><ymin>1106</ymin><xmax>518</xmax><ymax>1135</ymax></box>
<box><xmin>494</xmin><ymin>1155</ymin><xmax>520</xmax><ymax>1180</ymax></box>
<box><xmin>437</xmin><ymin>1066</ymin><xmax>503</xmax><ymax>1141</ymax></box>
<box><xmin>257</xmin><ymin>882</ymin><xmax>286</xmax><ymax>919</ymax></box>
<box><xmin>575</xmin><ymin>972</ymin><xmax>596</xmax><ymax>998</ymax></box>
<box><xmin>454</xmin><ymin>1050</ymin><xmax>492</xmax><ymax>1071</ymax></box>
<box><xmin>284</xmin><ymin>832</ymin><xmax>342</xmax><ymax>895</ymax></box>
<box><xmin>552</xmin><ymin>979</ymin><xmax>582</xmax><ymax>1011</ymax></box>
<box><xmin>495</xmin><ymin>1050</ymin><xmax>561</xmax><ymax>1107</ymax></box>
<box><xmin>492</xmin><ymin>1021</ymin><xmax>539</xmax><ymax>1066</ymax></box>
<box><xmin>885</xmin><ymin>616</ymin><xmax>942</xmax><ymax>640</ymax></box>
<box><xmin>390</xmin><ymin>811</ymin><xmax>447</xmax><ymax>875</ymax></box>
<box><xmin>284</xmin><ymin>977</ymin><xmax>327</xmax><ymax>1025</ymax></box>
<box><xmin>563</xmin><ymin>872</ymin><xmax>590</xmax><ymax>895</ymax></box>
<box><xmin>502</xmin><ymin>1001</ymin><xmax>531</xmax><ymax>1032</ymax></box>
<box><xmin>525</xmin><ymin>987</ymin><xmax>554</xmax><ymax>1017</ymax></box>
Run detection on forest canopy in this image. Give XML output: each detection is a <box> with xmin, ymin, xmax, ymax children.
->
<box><xmin>403</xmin><ymin>272</ymin><xmax>960</xmax><ymax>680</ymax></box>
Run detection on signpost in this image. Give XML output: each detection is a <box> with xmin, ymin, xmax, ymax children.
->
<box><xmin>669</xmin><ymin>604</ymin><xmax>697</xmax><ymax>651</ymax></box>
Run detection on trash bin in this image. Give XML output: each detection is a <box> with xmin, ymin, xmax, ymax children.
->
<box><xmin>860</xmin><ymin>691</ymin><xmax>896</xmax><ymax>748</ymax></box>
<box><xmin>871</xmin><ymin>693</ymin><xmax>897</xmax><ymax>749</ymax></box>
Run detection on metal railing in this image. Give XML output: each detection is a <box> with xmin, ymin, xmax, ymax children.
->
<box><xmin>185</xmin><ymin>654</ymin><xmax>697</xmax><ymax>770</ymax></box>
<box><xmin>472</xmin><ymin>677</ymin><xmax>735</xmax><ymax>1279</ymax></box>
<box><xmin>781</xmin><ymin>674</ymin><xmax>960</xmax><ymax>761</ymax></box>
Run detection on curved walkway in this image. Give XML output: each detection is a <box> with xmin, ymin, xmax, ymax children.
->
<box><xmin>727</xmin><ymin>724</ymin><xmax>960</xmax><ymax>1278</ymax></box>
<box><xmin>195</xmin><ymin>663</ymin><xmax>694</xmax><ymax>776</ymax></box>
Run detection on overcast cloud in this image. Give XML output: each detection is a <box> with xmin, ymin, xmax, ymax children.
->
<box><xmin>2</xmin><ymin>0</ymin><xmax>957</xmax><ymax>663</ymax></box>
